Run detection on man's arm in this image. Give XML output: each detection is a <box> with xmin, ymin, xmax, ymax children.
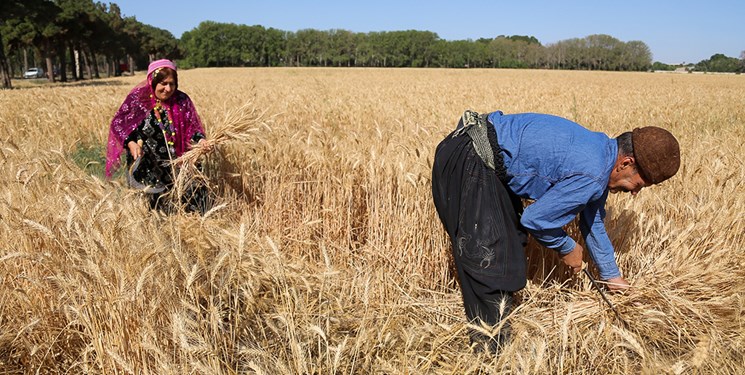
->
<box><xmin>579</xmin><ymin>196</ymin><xmax>630</xmax><ymax>289</ymax></box>
<box><xmin>520</xmin><ymin>175</ymin><xmax>600</xmax><ymax>254</ymax></box>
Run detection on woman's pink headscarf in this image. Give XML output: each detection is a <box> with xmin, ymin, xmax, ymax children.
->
<box><xmin>105</xmin><ymin>59</ymin><xmax>205</xmax><ymax>177</ymax></box>
<box><xmin>147</xmin><ymin>59</ymin><xmax>176</xmax><ymax>77</ymax></box>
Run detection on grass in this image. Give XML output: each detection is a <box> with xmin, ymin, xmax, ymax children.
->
<box><xmin>0</xmin><ymin>67</ymin><xmax>743</xmax><ymax>374</ymax></box>
<box><xmin>70</xmin><ymin>141</ymin><xmax>109</xmax><ymax>178</ymax></box>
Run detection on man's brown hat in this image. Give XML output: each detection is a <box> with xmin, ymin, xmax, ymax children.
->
<box><xmin>632</xmin><ymin>126</ymin><xmax>680</xmax><ymax>184</ymax></box>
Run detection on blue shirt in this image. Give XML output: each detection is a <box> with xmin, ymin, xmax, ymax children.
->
<box><xmin>488</xmin><ymin>111</ymin><xmax>621</xmax><ymax>279</ymax></box>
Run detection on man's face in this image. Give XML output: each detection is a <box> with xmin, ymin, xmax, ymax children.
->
<box><xmin>608</xmin><ymin>156</ymin><xmax>651</xmax><ymax>196</ymax></box>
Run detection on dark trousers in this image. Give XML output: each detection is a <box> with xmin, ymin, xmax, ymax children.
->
<box><xmin>431</xmin><ymin>124</ymin><xmax>527</xmax><ymax>348</ymax></box>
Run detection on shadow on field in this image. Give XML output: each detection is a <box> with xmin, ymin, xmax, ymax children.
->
<box><xmin>63</xmin><ymin>80</ymin><xmax>132</xmax><ymax>88</ymax></box>
<box><xmin>524</xmin><ymin>205</ymin><xmax>640</xmax><ymax>286</ymax></box>
<box><xmin>442</xmin><ymin>203</ymin><xmax>642</xmax><ymax>292</ymax></box>
<box><xmin>10</xmin><ymin>78</ymin><xmax>131</xmax><ymax>90</ymax></box>
<box><xmin>202</xmin><ymin>146</ymin><xmax>263</xmax><ymax>205</ymax></box>
<box><xmin>604</xmin><ymin>206</ymin><xmax>641</xmax><ymax>258</ymax></box>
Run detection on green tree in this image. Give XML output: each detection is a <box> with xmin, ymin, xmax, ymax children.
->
<box><xmin>651</xmin><ymin>61</ymin><xmax>675</xmax><ymax>71</ymax></box>
<box><xmin>365</xmin><ymin>32</ymin><xmax>388</xmax><ymax>67</ymax></box>
<box><xmin>284</xmin><ymin>29</ymin><xmax>329</xmax><ymax>66</ymax></box>
<box><xmin>181</xmin><ymin>21</ymin><xmax>242</xmax><ymax>67</ymax></box>
<box><xmin>138</xmin><ymin>24</ymin><xmax>178</xmax><ymax>62</ymax></box>
<box><xmin>241</xmin><ymin>25</ymin><xmax>267</xmax><ymax>66</ymax></box>
<box><xmin>262</xmin><ymin>27</ymin><xmax>285</xmax><ymax>66</ymax></box>
<box><xmin>111</xmin><ymin>4</ymin><xmax>143</xmax><ymax>74</ymax></box>
<box><xmin>407</xmin><ymin>30</ymin><xmax>439</xmax><ymax>67</ymax></box>
<box><xmin>438</xmin><ymin>40</ymin><xmax>478</xmax><ymax>68</ymax></box>
<box><xmin>353</xmin><ymin>32</ymin><xmax>373</xmax><ymax>66</ymax></box>
<box><xmin>505</xmin><ymin>35</ymin><xmax>541</xmax><ymax>45</ymax></box>
<box><xmin>584</xmin><ymin>34</ymin><xmax>622</xmax><ymax>70</ymax></box>
<box><xmin>489</xmin><ymin>37</ymin><xmax>528</xmax><ymax>68</ymax></box>
<box><xmin>55</xmin><ymin>0</ymin><xmax>96</xmax><ymax>81</ymax></box>
<box><xmin>547</xmin><ymin>38</ymin><xmax>585</xmax><ymax>70</ymax></box>
<box><xmin>37</xmin><ymin>1</ymin><xmax>66</xmax><ymax>82</ymax></box>
<box><xmin>94</xmin><ymin>2</ymin><xmax>134</xmax><ymax>77</ymax></box>
<box><xmin>1</xmin><ymin>0</ymin><xmax>63</xmax><ymax>84</ymax></box>
<box><xmin>328</xmin><ymin>29</ymin><xmax>356</xmax><ymax>67</ymax></box>
<box><xmin>0</xmin><ymin>0</ymin><xmax>41</xmax><ymax>87</ymax></box>
<box><xmin>696</xmin><ymin>53</ymin><xmax>741</xmax><ymax>73</ymax></box>
<box><xmin>620</xmin><ymin>40</ymin><xmax>652</xmax><ymax>71</ymax></box>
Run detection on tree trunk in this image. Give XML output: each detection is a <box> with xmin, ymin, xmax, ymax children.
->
<box><xmin>68</xmin><ymin>44</ymin><xmax>78</xmax><ymax>81</ymax></box>
<box><xmin>58</xmin><ymin>44</ymin><xmax>67</xmax><ymax>82</ymax></box>
<box><xmin>89</xmin><ymin>48</ymin><xmax>99</xmax><ymax>79</ymax></box>
<box><xmin>45</xmin><ymin>56</ymin><xmax>55</xmax><ymax>83</ymax></box>
<box><xmin>0</xmin><ymin>54</ymin><xmax>11</xmax><ymax>89</ymax></box>
<box><xmin>81</xmin><ymin>48</ymin><xmax>92</xmax><ymax>79</ymax></box>
<box><xmin>0</xmin><ymin>29</ymin><xmax>12</xmax><ymax>89</ymax></box>
<box><xmin>0</xmin><ymin>57</ymin><xmax>11</xmax><ymax>89</ymax></box>
<box><xmin>75</xmin><ymin>48</ymin><xmax>83</xmax><ymax>79</ymax></box>
<box><xmin>23</xmin><ymin>48</ymin><xmax>29</xmax><ymax>72</ymax></box>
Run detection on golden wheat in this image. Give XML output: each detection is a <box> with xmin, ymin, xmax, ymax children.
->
<box><xmin>0</xmin><ymin>68</ymin><xmax>743</xmax><ymax>374</ymax></box>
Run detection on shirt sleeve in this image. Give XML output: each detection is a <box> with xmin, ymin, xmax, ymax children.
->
<box><xmin>579</xmin><ymin>193</ymin><xmax>621</xmax><ymax>280</ymax></box>
<box><xmin>520</xmin><ymin>175</ymin><xmax>603</xmax><ymax>255</ymax></box>
<box><xmin>191</xmin><ymin>131</ymin><xmax>205</xmax><ymax>143</ymax></box>
<box><xmin>124</xmin><ymin>118</ymin><xmax>146</xmax><ymax>147</ymax></box>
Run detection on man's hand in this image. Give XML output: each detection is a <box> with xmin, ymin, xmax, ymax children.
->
<box><xmin>560</xmin><ymin>243</ymin><xmax>584</xmax><ymax>274</ymax></box>
<box><xmin>606</xmin><ymin>276</ymin><xmax>631</xmax><ymax>291</ymax></box>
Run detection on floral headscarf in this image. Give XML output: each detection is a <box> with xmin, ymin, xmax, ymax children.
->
<box><xmin>105</xmin><ymin>59</ymin><xmax>205</xmax><ymax>177</ymax></box>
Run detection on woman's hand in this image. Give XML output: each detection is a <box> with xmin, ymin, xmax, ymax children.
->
<box><xmin>128</xmin><ymin>140</ymin><xmax>143</xmax><ymax>159</ymax></box>
<box><xmin>196</xmin><ymin>138</ymin><xmax>213</xmax><ymax>153</ymax></box>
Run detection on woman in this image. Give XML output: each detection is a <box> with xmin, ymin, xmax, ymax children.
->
<box><xmin>106</xmin><ymin>59</ymin><xmax>209</xmax><ymax>213</ymax></box>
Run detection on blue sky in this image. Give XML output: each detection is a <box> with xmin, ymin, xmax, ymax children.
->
<box><xmin>117</xmin><ymin>0</ymin><xmax>744</xmax><ymax>64</ymax></box>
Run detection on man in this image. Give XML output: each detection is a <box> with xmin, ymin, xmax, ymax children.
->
<box><xmin>431</xmin><ymin>110</ymin><xmax>680</xmax><ymax>352</ymax></box>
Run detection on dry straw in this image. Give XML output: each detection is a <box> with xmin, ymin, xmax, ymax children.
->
<box><xmin>168</xmin><ymin>99</ymin><xmax>270</xmax><ymax>213</ymax></box>
<box><xmin>0</xmin><ymin>68</ymin><xmax>743</xmax><ymax>374</ymax></box>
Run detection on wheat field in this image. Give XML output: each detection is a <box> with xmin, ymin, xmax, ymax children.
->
<box><xmin>1</xmin><ymin>68</ymin><xmax>743</xmax><ymax>374</ymax></box>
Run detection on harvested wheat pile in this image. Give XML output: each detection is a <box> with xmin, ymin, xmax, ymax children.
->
<box><xmin>0</xmin><ymin>68</ymin><xmax>743</xmax><ymax>374</ymax></box>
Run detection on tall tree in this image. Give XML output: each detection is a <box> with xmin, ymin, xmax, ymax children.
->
<box><xmin>0</xmin><ymin>0</ymin><xmax>32</xmax><ymax>88</ymax></box>
<box><xmin>182</xmin><ymin>21</ymin><xmax>240</xmax><ymax>67</ymax></box>
<box><xmin>35</xmin><ymin>1</ymin><xmax>64</xmax><ymax>82</ymax></box>
<box><xmin>696</xmin><ymin>53</ymin><xmax>742</xmax><ymax>72</ymax></box>
<box><xmin>55</xmin><ymin>0</ymin><xmax>99</xmax><ymax>81</ymax></box>
<box><xmin>262</xmin><ymin>27</ymin><xmax>285</xmax><ymax>66</ymax></box>
<box><xmin>139</xmin><ymin>24</ymin><xmax>178</xmax><ymax>62</ymax></box>
<box><xmin>0</xmin><ymin>0</ymin><xmax>61</xmax><ymax>87</ymax></box>
<box><xmin>328</xmin><ymin>29</ymin><xmax>356</xmax><ymax>67</ymax></box>
<box><xmin>621</xmin><ymin>41</ymin><xmax>652</xmax><ymax>71</ymax></box>
<box><xmin>584</xmin><ymin>34</ymin><xmax>622</xmax><ymax>70</ymax></box>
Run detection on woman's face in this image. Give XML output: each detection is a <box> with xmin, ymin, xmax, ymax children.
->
<box><xmin>154</xmin><ymin>73</ymin><xmax>176</xmax><ymax>101</ymax></box>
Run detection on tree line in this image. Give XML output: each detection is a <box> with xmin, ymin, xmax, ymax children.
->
<box><xmin>179</xmin><ymin>23</ymin><xmax>655</xmax><ymax>72</ymax></box>
<box><xmin>2</xmin><ymin>1</ymin><xmax>743</xmax><ymax>89</ymax></box>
